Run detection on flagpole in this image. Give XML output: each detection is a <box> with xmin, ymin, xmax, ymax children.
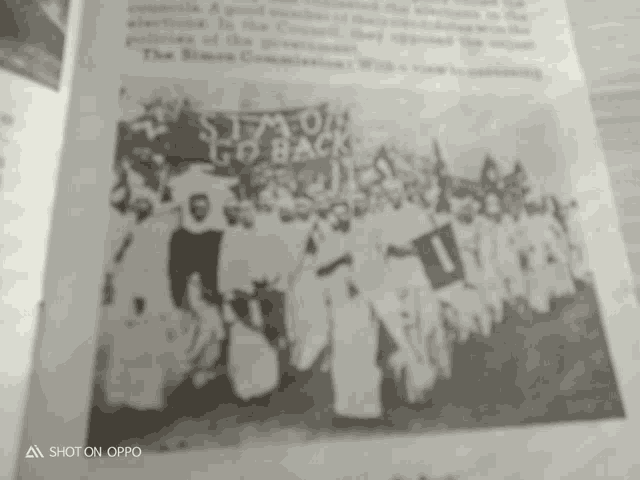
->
<box><xmin>288</xmin><ymin>226</ymin><xmax>314</xmax><ymax>288</ymax></box>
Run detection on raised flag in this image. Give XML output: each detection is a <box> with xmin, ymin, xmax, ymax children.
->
<box><xmin>432</xmin><ymin>139</ymin><xmax>447</xmax><ymax>178</ymax></box>
<box><xmin>412</xmin><ymin>223</ymin><xmax>466</xmax><ymax>290</ymax></box>
<box><xmin>480</xmin><ymin>154</ymin><xmax>500</xmax><ymax>192</ymax></box>
<box><xmin>374</xmin><ymin>144</ymin><xmax>395</xmax><ymax>179</ymax></box>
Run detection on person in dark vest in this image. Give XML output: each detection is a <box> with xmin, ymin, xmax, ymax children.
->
<box><xmin>168</xmin><ymin>192</ymin><xmax>231</xmax><ymax>311</ymax></box>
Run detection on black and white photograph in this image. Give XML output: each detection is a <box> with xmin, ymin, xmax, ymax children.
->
<box><xmin>0</xmin><ymin>0</ymin><xmax>70</xmax><ymax>89</ymax></box>
<box><xmin>86</xmin><ymin>76</ymin><xmax>624</xmax><ymax>454</ymax></box>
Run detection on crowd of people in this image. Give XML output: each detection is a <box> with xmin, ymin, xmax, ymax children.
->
<box><xmin>98</xmin><ymin>142</ymin><xmax>590</xmax><ymax>420</ymax></box>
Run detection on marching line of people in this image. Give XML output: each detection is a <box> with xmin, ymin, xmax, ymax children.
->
<box><xmin>99</xmin><ymin>155</ymin><xmax>591</xmax><ymax>420</ymax></box>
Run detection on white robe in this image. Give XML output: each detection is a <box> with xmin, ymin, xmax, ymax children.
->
<box><xmin>316</xmin><ymin>225</ymin><xmax>383</xmax><ymax>418</ymax></box>
<box><xmin>228</xmin><ymin>322</ymin><xmax>279</xmax><ymax>401</ymax></box>
<box><xmin>397</xmin><ymin>287</ymin><xmax>438</xmax><ymax>403</ymax></box>
<box><xmin>423</xmin><ymin>295</ymin><xmax>453</xmax><ymax>379</ymax></box>
<box><xmin>495</xmin><ymin>216</ymin><xmax>527</xmax><ymax>300</ymax></box>
<box><xmin>477</xmin><ymin>217</ymin><xmax>507</xmax><ymax>325</ymax></box>
<box><xmin>250</xmin><ymin>211</ymin><xmax>285</xmax><ymax>288</ymax></box>
<box><xmin>522</xmin><ymin>213</ymin><xmax>576</xmax><ymax>313</ymax></box>
<box><xmin>565</xmin><ymin>208</ymin><xmax>591</xmax><ymax>282</ymax></box>
<box><xmin>288</xmin><ymin>264</ymin><xmax>330</xmax><ymax>372</ymax></box>
<box><xmin>451</xmin><ymin>217</ymin><xmax>485</xmax><ymax>287</ymax></box>
<box><xmin>549</xmin><ymin>260</ymin><xmax>576</xmax><ymax>298</ymax></box>
<box><xmin>187</xmin><ymin>277</ymin><xmax>226</xmax><ymax>364</ymax></box>
<box><xmin>374</xmin><ymin>206</ymin><xmax>424</xmax><ymax>333</ymax></box>
<box><xmin>348</xmin><ymin>214</ymin><xmax>389</xmax><ymax>298</ymax></box>
<box><xmin>435</xmin><ymin>281</ymin><xmax>484</xmax><ymax>341</ymax></box>
<box><xmin>287</xmin><ymin>219</ymin><xmax>332</xmax><ymax>372</ymax></box>
<box><xmin>218</xmin><ymin>225</ymin><xmax>258</xmax><ymax>298</ymax></box>
<box><xmin>331</xmin><ymin>292</ymin><xmax>382</xmax><ymax>418</ymax></box>
<box><xmin>544</xmin><ymin>214</ymin><xmax>576</xmax><ymax>298</ymax></box>
<box><xmin>103</xmin><ymin>308</ymin><xmax>195</xmax><ymax>409</ymax></box>
<box><xmin>110</xmin><ymin>210</ymin><xmax>179</xmax><ymax>320</ymax></box>
<box><xmin>272</xmin><ymin>217</ymin><xmax>316</xmax><ymax>292</ymax></box>
<box><xmin>105</xmin><ymin>209</ymin><xmax>136</xmax><ymax>272</ymax></box>
<box><xmin>450</xmin><ymin>217</ymin><xmax>493</xmax><ymax>337</ymax></box>
<box><xmin>379</xmin><ymin>204</ymin><xmax>434</xmax><ymax>291</ymax></box>
<box><xmin>375</xmin><ymin>206</ymin><xmax>441</xmax><ymax>399</ymax></box>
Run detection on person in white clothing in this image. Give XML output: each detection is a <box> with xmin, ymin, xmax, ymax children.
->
<box><xmin>496</xmin><ymin>207</ymin><xmax>528</xmax><ymax>304</ymax></box>
<box><xmin>320</xmin><ymin>193</ymin><xmax>384</xmax><ymax>419</ymax></box>
<box><xmin>520</xmin><ymin>197</ymin><xmax>576</xmax><ymax>313</ymax></box>
<box><xmin>284</xmin><ymin>186</ymin><xmax>339</xmax><ymax>366</ymax></box>
<box><xmin>216</xmin><ymin>194</ymin><xmax>285</xmax><ymax>398</ymax></box>
<box><xmin>448</xmin><ymin>192</ymin><xmax>493</xmax><ymax>337</ymax></box>
<box><xmin>274</xmin><ymin>195</ymin><xmax>317</xmax><ymax>291</ymax></box>
<box><xmin>375</xmin><ymin>178</ymin><xmax>455</xmax><ymax>388</ymax></box>
<box><xmin>416</xmin><ymin>178</ymin><xmax>457</xmax><ymax>379</ymax></box>
<box><xmin>476</xmin><ymin>189</ymin><xmax>508</xmax><ymax>326</ymax></box>
<box><xmin>106</xmin><ymin>188</ymin><xmax>180</xmax><ymax>323</ymax></box>
<box><xmin>286</xmin><ymin>216</ymin><xmax>332</xmax><ymax>372</ymax></box>
<box><xmin>103</xmin><ymin>184</ymin><xmax>138</xmax><ymax>306</ymax></box>
<box><xmin>518</xmin><ymin>206</ymin><xmax>552</xmax><ymax>314</ymax></box>
<box><xmin>498</xmin><ymin>178</ymin><xmax>531</xmax><ymax>305</ymax></box>
<box><xmin>254</xmin><ymin>193</ymin><xmax>315</xmax><ymax>352</ymax></box>
<box><xmin>563</xmin><ymin>199</ymin><xmax>591</xmax><ymax>282</ymax></box>
<box><xmin>187</xmin><ymin>272</ymin><xmax>227</xmax><ymax>389</ymax></box>
<box><xmin>544</xmin><ymin>196</ymin><xmax>578</xmax><ymax>297</ymax></box>
<box><xmin>368</xmin><ymin>183</ymin><xmax>386</xmax><ymax>214</ymax></box>
<box><xmin>369</xmin><ymin>181</ymin><xmax>443</xmax><ymax>403</ymax></box>
<box><xmin>218</xmin><ymin>197</ymin><xmax>258</xmax><ymax>317</ymax></box>
<box><xmin>449</xmin><ymin>193</ymin><xmax>484</xmax><ymax>287</ymax></box>
<box><xmin>103</xmin><ymin>276</ymin><xmax>198</xmax><ymax>410</ymax></box>
<box><xmin>256</xmin><ymin>180</ymin><xmax>278</xmax><ymax>215</ymax></box>
<box><xmin>411</xmin><ymin>186</ymin><xmax>485</xmax><ymax>343</ymax></box>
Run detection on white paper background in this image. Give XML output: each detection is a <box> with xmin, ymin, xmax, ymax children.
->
<box><xmin>14</xmin><ymin>0</ymin><xmax>640</xmax><ymax>478</ymax></box>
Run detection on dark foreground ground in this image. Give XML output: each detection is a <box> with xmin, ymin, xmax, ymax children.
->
<box><xmin>86</xmin><ymin>279</ymin><xmax>624</xmax><ymax>452</ymax></box>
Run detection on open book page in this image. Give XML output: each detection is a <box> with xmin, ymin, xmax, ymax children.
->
<box><xmin>0</xmin><ymin>1</ymin><xmax>84</xmax><ymax>478</ymax></box>
<box><xmin>16</xmin><ymin>0</ymin><xmax>640</xmax><ymax>479</ymax></box>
